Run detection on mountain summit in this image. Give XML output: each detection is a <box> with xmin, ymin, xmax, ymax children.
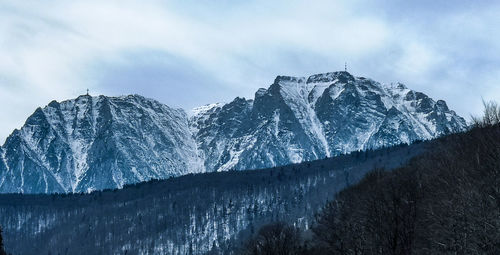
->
<box><xmin>191</xmin><ymin>71</ymin><xmax>466</xmax><ymax>173</ymax></box>
<box><xmin>0</xmin><ymin>95</ymin><xmax>203</xmax><ymax>193</ymax></box>
<box><xmin>0</xmin><ymin>71</ymin><xmax>467</xmax><ymax>193</ymax></box>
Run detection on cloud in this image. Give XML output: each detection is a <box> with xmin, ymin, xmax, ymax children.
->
<box><xmin>0</xmin><ymin>0</ymin><xmax>499</xmax><ymax>143</ymax></box>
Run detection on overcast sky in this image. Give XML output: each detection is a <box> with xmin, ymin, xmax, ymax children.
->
<box><xmin>1</xmin><ymin>0</ymin><xmax>499</xmax><ymax>143</ymax></box>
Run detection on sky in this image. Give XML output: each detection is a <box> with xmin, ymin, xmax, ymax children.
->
<box><xmin>1</xmin><ymin>0</ymin><xmax>499</xmax><ymax>143</ymax></box>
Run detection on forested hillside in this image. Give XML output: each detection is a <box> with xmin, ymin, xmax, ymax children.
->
<box><xmin>3</xmin><ymin>104</ymin><xmax>496</xmax><ymax>255</ymax></box>
<box><xmin>242</xmin><ymin>103</ymin><xmax>500</xmax><ymax>255</ymax></box>
<box><xmin>0</xmin><ymin>141</ymin><xmax>424</xmax><ymax>255</ymax></box>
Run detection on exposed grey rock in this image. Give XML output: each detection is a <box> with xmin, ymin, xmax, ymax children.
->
<box><xmin>0</xmin><ymin>71</ymin><xmax>467</xmax><ymax>193</ymax></box>
<box><xmin>192</xmin><ymin>71</ymin><xmax>467</xmax><ymax>171</ymax></box>
<box><xmin>0</xmin><ymin>95</ymin><xmax>203</xmax><ymax>193</ymax></box>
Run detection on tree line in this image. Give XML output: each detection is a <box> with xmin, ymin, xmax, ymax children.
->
<box><xmin>241</xmin><ymin>101</ymin><xmax>500</xmax><ymax>254</ymax></box>
<box><xmin>0</xmin><ymin>137</ymin><xmax>420</xmax><ymax>254</ymax></box>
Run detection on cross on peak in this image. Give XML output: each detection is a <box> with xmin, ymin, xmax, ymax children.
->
<box><xmin>86</xmin><ymin>89</ymin><xmax>89</xmax><ymax>96</ymax></box>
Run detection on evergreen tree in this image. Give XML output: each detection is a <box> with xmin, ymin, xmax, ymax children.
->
<box><xmin>0</xmin><ymin>225</ymin><xmax>6</xmax><ymax>255</ymax></box>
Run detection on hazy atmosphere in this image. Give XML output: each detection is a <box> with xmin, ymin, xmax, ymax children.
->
<box><xmin>1</xmin><ymin>2</ymin><xmax>500</xmax><ymax>254</ymax></box>
<box><xmin>1</xmin><ymin>0</ymin><xmax>499</xmax><ymax>142</ymax></box>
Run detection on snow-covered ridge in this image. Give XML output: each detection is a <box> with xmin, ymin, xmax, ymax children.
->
<box><xmin>0</xmin><ymin>71</ymin><xmax>467</xmax><ymax>193</ymax></box>
<box><xmin>190</xmin><ymin>103</ymin><xmax>224</xmax><ymax>117</ymax></box>
<box><xmin>0</xmin><ymin>94</ymin><xmax>203</xmax><ymax>193</ymax></box>
<box><xmin>191</xmin><ymin>71</ymin><xmax>467</xmax><ymax>173</ymax></box>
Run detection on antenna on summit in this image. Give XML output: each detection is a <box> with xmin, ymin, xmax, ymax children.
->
<box><xmin>86</xmin><ymin>89</ymin><xmax>89</xmax><ymax>96</ymax></box>
<box><xmin>344</xmin><ymin>62</ymin><xmax>347</xmax><ymax>72</ymax></box>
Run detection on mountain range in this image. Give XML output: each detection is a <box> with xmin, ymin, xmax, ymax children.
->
<box><xmin>0</xmin><ymin>71</ymin><xmax>467</xmax><ymax>193</ymax></box>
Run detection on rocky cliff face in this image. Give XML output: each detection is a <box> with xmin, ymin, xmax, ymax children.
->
<box><xmin>0</xmin><ymin>95</ymin><xmax>203</xmax><ymax>193</ymax></box>
<box><xmin>0</xmin><ymin>71</ymin><xmax>467</xmax><ymax>193</ymax></box>
<box><xmin>192</xmin><ymin>71</ymin><xmax>466</xmax><ymax>172</ymax></box>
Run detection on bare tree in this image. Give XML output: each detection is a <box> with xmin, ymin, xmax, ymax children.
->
<box><xmin>241</xmin><ymin>222</ymin><xmax>302</xmax><ymax>255</ymax></box>
<box><xmin>471</xmin><ymin>100</ymin><xmax>500</xmax><ymax>127</ymax></box>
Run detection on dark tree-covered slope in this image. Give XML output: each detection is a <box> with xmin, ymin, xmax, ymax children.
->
<box><xmin>239</xmin><ymin>109</ymin><xmax>500</xmax><ymax>255</ymax></box>
<box><xmin>308</xmin><ymin>124</ymin><xmax>500</xmax><ymax>254</ymax></box>
<box><xmin>0</xmin><ymin>142</ymin><xmax>425</xmax><ymax>255</ymax></box>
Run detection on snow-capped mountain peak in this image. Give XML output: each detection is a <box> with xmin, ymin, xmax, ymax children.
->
<box><xmin>0</xmin><ymin>71</ymin><xmax>467</xmax><ymax>193</ymax></box>
<box><xmin>0</xmin><ymin>94</ymin><xmax>203</xmax><ymax>193</ymax></box>
<box><xmin>192</xmin><ymin>71</ymin><xmax>467</xmax><ymax>171</ymax></box>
